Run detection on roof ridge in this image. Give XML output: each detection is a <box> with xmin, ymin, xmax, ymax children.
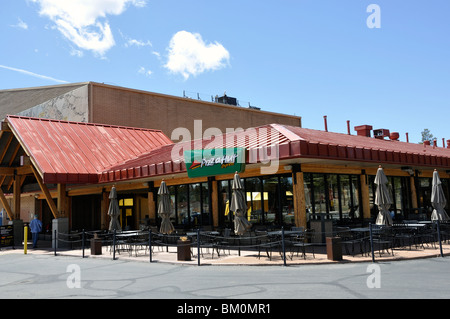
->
<box><xmin>5</xmin><ymin>114</ymin><xmax>166</xmax><ymax>133</ymax></box>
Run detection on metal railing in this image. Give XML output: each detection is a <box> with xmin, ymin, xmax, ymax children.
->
<box><xmin>47</xmin><ymin>223</ymin><xmax>449</xmax><ymax>266</ymax></box>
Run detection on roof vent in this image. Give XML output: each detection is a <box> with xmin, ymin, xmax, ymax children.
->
<box><xmin>389</xmin><ymin>132</ymin><xmax>399</xmax><ymax>141</ymax></box>
<box><xmin>215</xmin><ymin>94</ymin><xmax>237</xmax><ymax>106</ymax></box>
<box><xmin>373</xmin><ymin>129</ymin><xmax>390</xmax><ymax>139</ymax></box>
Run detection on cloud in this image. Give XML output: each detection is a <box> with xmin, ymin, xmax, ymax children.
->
<box><xmin>0</xmin><ymin>64</ymin><xmax>68</xmax><ymax>83</ymax></box>
<box><xmin>138</xmin><ymin>66</ymin><xmax>152</xmax><ymax>77</ymax></box>
<box><xmin>164</xmin><ymin>31</ymin><xmax>230</xmax><ymax>80</ymax></box>
<box><xmin>126</xmin><ymin>39</ymin><xmax>152</xmax><ymax>48</ymax></box>
<box><xmin>11</xmin><ymin>18</ymin><xmax>28</xmax><ymax>30</ymax></box>
<box><xmin>32</xmin><ymin>0</ymin><xmax>147</xmax><ymax>56</ymax></box>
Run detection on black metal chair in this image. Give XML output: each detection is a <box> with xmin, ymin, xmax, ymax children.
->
<box><xmin>290</xmin><ymin>229</ymin><xmax>315</xmax><ymax>259</ymax></box>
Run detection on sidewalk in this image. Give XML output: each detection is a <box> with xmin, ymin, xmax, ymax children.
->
<box><xmin>2</xmin><ymin>240</ymin><xmax>449</xmax><ymax>266</ymax></box>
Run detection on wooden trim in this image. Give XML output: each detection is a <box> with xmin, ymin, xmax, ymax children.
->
<box><xmin>57</xmin><ymin>184</ymin><xmax>68</xmax><ymax>218</ymax></box>
<box><xmin>0</xmin><ymin>188</ymin><xmax>14</xmax><ymax>220</ymax></box>
<box><xmin>31</xmin><ymin>165</ymin><xmax>58</xmax><ymax>219</ymax></box>
<box><xmin>293</xmin><ymin>171</ymin><xmax>307</xmax><ymax>228</ymax></box>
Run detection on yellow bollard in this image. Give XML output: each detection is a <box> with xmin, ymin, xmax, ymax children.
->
<box><xmin>24</xmin><ymin>226</ymin><xmax>28</xmax><ymax>254</ymax></box>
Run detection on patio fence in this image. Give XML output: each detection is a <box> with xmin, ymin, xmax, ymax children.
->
<box><xmin>50</xmin><ymin>222</ymin><xmax>450</xmax><ymax>266</ymax></box>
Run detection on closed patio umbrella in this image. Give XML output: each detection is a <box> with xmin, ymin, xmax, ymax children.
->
<box><xmin>108</xmin><ymin>186</ymin><xmax>121</xmax><ymax>232</ymax></box>
<box><xmin>230</xmin><ymin>172</ymin><xmax>251</xmax><ymax>235</ymax></box>
<box><xmin>374</xmin><ymin>166</ymin><xmax>393</xmax><ymax>226</ymax></box>
<box><xmin>431</xmin><ymin>170</ymin><xmax>449</xmax><ymax>221</ymax></box>
<box><xmin>158</xmin><ymin>180</ymin><xmax>175</xmax><ymax>234</ymax></box>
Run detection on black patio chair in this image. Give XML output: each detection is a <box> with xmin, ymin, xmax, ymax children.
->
<box><xmin>290</xmin><ymin>229</ymin><xmax>315</xmax><ymax>260</ymax></box>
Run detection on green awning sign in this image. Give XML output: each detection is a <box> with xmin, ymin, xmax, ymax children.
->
<box><xmin>184</xmin><ymin>148</ymin><xmax>246</xmax><ymax>178</ymax></box>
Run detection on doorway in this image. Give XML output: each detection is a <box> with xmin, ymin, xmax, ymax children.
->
<box><xmin>118</xmin><ymin>196</ymin><xmax>134</xmax><ymax>230</ymax></box>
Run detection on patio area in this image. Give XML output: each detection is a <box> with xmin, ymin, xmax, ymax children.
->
<box><xmin>4</xmin><ymin>223</ymin><xmax>450</xmax><ymax>266</ymax></box>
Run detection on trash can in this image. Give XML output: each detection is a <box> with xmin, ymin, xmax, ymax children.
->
<box><xmin>90</xmin><ymin>235</ymin><xmax>102</xmax><ymax>255</ymax></box>
<box><xmin>177</xmin><ymin>240</ymin><xmax>191</xmax><ymax>261</ymax></box>
<box><xmin>326</xmin><ymin>237</ymin><xmax>342</xmax><ymax>261</ymax></box>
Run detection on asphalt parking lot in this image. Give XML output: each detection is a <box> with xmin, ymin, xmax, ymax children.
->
<box><xmin>1</xmin><ymin>250</ymin><xmax>450</xmax><ymax>301</ymax></box>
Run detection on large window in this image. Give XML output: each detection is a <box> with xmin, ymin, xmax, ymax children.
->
<box><xmin>163</xmin><ymin>182</ymin><xmax>211</xmax><ymax>228</ymax></box>
<box><xmin>369</xmin><ymin>175</ymin><xmax>412</xmax><ymax>221</ymax></box>
<box><xmin>218</xmin><ymin>174</ymin><xmax>294</xmax><ymax>227</ymax></box>
<box><xmin>304</xmin><ymin>173</ymin><xmax>361</xmax><ymax>224</ymax></box>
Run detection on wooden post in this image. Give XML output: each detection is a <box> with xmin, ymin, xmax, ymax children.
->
<box><xmin>57</xmin><ymin>183</ymin><xmax>68</xmax><ymax>218</ymax></box>
<box><xmin>13</xmin><ymin>175</ymin><xmax>21</xmax><ymax>220</ymax></box>
<box><xmin>211</xmin><ymin>180</ymin><xmax>219</xmax><ymax>228</ymax></box>
<box><xmin>293</xmin><ymin>171</ymin><xmax>307</xmax><ymax>228</ymax></box>
<box><xmin>147</xmin><ymin>182</ymin><xmax>156</xmax><ymax>222</ymax></box>
<box><xmin>0</xmin><ymin>188</ymin><xmax>14</xmax><ymax>220</ymax></box>
<box><xmin>101</xmin><ymin>189</ymin><xmax>109</xmax><ymax>230</ymax></box>
<box><xmin>410</xmin><ymin>176</ymin><xmax>418</xmax><ymax>210</ymax></box>
<box><xmin>31</xmin><ymin>166</ymin><xmax>58</xmax><ymax>219</ymax></box>
<box><xmin>360</xmin><ymin>174</ymin><xmax>371</xmax><ymax>220</ymax></box>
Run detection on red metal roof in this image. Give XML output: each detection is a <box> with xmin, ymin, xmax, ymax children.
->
<box><xmin>99</xmin><ymin>124</ymin><xmax>450</xmax><ymax>183</ymax></box>
<box><xmin>6</xmin><ymin>115</ymin><xmax>449</xmax><ymax>185</ymax></box>
<box><xmin>6</xmin><ymin>115</ymin><xmax>173</xmax><ymax>184</ymax></box>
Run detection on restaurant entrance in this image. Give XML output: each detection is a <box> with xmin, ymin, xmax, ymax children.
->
<box><xmin>118</xmin><ymin>196</ymin><xmax>134</xmax><ymax>230</ymax></box>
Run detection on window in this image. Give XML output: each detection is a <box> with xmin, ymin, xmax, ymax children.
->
<box><xmin>162</xmin><ymin>182</ymin><xmax>211</xmax><ymax>227</ymax></box>
<box><xmin>369</xmin><ymin>175</ymin><xmax>412</xmax><ymax>220</ymax></box>
<box><xmin>304</xmin><ymin>173</ymin><xmax>362</xmax><ymax>223</ymax></box>
<box><xmin>219</xmin><ymin>174</ymin><xmax>295</xmax><ymax>227</ymax></box>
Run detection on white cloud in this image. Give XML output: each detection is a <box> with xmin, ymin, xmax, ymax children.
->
<box><xmin>164</xmin><ymin>31</ymin><xmax>230</xmax><ymax>80</ymax></box>
<box><xmin>0</xmin><ymin>64</ymin><xmax>68</xmax><ymax>83</ymax></box>
<box><xmin>138</xmin><ymin>66</ymin><xmax>152</xmax><ymax>77</ymax></box>
<box><xmin>32</xmin><ymin>0</ymin><xmax>147</xmax><ymax>56</ymax></box>
<box><xmin>11</xmin><ymin>18</ymin><xmax>28</xmax><ymax>30</ymax></box>
<box><xmin>126</xmin><ymin>39</ymin><xmax>152</xmax><ymax>48</ymax></box>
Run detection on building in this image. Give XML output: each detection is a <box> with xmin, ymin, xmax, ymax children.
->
<box><xmin>0</xmin><ymin>82</ymin><xmax>302</xmax><ymax>243</ymax></box>
<box><xmin>0</xmin><ymin>82</ymin><xmax>302</xmax><ymax>138</ymax></box>
<box><xmin>0</xmin><ymin>113</ymin><xmax>449</xmax><ymax>245</ymax></box>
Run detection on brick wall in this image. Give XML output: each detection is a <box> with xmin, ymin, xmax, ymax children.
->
<box><xmin>90</xmin><ymin>83</ymin><xmax>302</xmax><ymax>138</ymax></box>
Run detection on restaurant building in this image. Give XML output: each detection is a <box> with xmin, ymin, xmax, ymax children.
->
<box><xmin>0</xmin><ymin>114</ymin><xmax>449</xmax><ymax>242</ymax></box>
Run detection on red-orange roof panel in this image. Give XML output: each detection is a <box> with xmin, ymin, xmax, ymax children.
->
<box><xmin>7</xmin><ymin>115</ymin><xmax>173</xmax><ymax>184</ymax></box>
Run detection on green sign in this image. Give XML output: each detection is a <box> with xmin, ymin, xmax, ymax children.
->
<box><xmin>184</xmin><ymin>148</ymin><xmax>246</xmax><ymax>178</ymax></box>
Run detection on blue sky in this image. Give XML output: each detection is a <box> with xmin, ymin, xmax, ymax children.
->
<box><xmin>1</xmin><ymin>0</ymin><xmax>449</xmax><ymax>145</ymax></box>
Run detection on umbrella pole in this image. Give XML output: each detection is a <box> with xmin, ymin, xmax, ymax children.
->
<box><xmin>197</xmin><ymin>229</ymin><xmax>201</xmax><ymax>266</ymax></box>
<box><xmin>149</xmin><ymin>229</ymin><xmax>152</xmax><ymax>263</ymax></box>
<box><xmin>281</xmin><ymin>227</ymin><xmax>287</xmax><ymax>266</ymax></box>
<box><xmin>436</xmin><ymin>220</ymin><xmax>444</xmax><ymax>257</ymax></box>
<box><xmin>113</xmin><ymin>229</ymin><xmax>116</xmax><ymax>260</ymax></box>
<box><xmin>369</xmin><ymin>223</ymin><xmax>375</xmax><ymax>263</ymax></box>
<box><xmin>82</xmin><ymin>229</ymin><xmax>85</xmax><ymax>258</ymax></box>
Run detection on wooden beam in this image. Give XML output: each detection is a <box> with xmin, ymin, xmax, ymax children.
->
<box><xmin>57</xmin><ymin>184</ymin><xmax>68</xmax><ymax>218</ymax></box>
<box><xmin>293</xmin><ymin>171</ymin><xmax>307</xmax><ymax>228</ymax></box>
<box><xmin>0</xmin><ymin>167</ymin><xmax>15</xmax><ymax>176</ymax></box>
<box><xmin>211</xmin><ymin>180</ymin><xmax>219</xmax><ymax>228</ymax></box>
<box><xmin>101</xmin><ymin>190</ymin><xmax>109</xmax><ymax>230</ymax></box>
<box><xmin>13</xmin><ymin>175</ymin><xmax>21</xmax><ymax>220</ymax></box>
<box><xmin>360</xmin><ymin>174</ymin><xmax>371</xmax><ymax>219</ymax></box>
<box><xmin>0</xmin><ymin>188</ymin><xmax>14</xmax><ymax>220</ymax></box>
<box><xmin>31</xmin><ymin>165</ymin><xmax>58</xmax><ymax>219</ymax></box>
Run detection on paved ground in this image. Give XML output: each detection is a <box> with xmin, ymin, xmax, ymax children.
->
<box><xmin>4</xmin><ymin>238</ymin><xmax>450</xmax><ymax>265</ymax></box>
<box><xmin>1</xmin><ymin>243</ymin><xmax>450</xmax><ymax>301</ymax></box>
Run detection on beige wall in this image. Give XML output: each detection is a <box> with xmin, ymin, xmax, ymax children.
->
<box><xmin>90</xmin><ymin>83</ymin><xmax>302</xmax><ymax>138</ymax></box>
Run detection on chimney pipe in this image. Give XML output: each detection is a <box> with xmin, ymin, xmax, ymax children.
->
<box><xmin>443</xmin><ymin>138</ymin><xmax>445</xmax><ymax>148</ymax></box>
<box><xmin>447</xmin><ymin>139</ymin><xmax>450</xmax><ymax>149</ymax></box>
<box><xmin>323</xmin><ymin>116</ymin><xmax>328</xmax><ymax>132</ymax></box>
<box><xmin>347</xmin><ymin>120</ymin><xmax>351</xmax><ymax>135</ymax></box>
<box><xmin>406</xmin><ymin>132</ymin><xmax>409</xmax><ymax>143</ymax></box>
